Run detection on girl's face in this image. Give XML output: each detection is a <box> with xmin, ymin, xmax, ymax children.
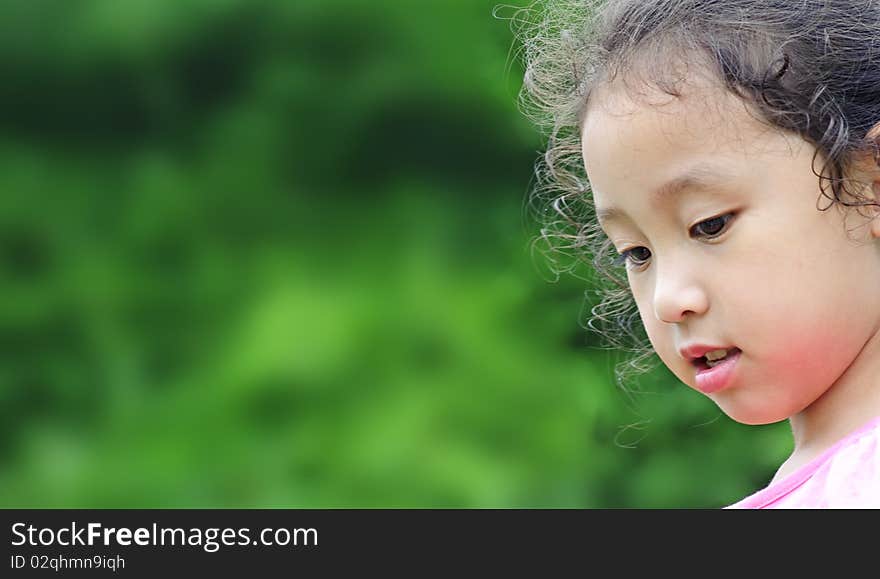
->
<box><xmin>580</xmin><ymin>79</ymin><xmax>880</xmax><ymax>425</ymax></box>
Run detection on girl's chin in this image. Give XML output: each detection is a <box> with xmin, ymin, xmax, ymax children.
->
<box><xmin>712</xmin><ymin>399</ymin><xmax>792</xmax><ymax>426</ymax></box>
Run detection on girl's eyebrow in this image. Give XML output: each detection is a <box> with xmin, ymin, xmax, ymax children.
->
<box><xmin>595</xmin><ymin>163</ymin><xmax>735</xmax><ymax>226</ymax></box>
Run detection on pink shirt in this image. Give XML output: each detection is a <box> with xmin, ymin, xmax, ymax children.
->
<box><xmin>726</xmin><ymin>415</ymin><xmax>880</xmax><ymax>508</ymax></box>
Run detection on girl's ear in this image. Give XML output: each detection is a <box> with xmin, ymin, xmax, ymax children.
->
<box><xmin>870</xmin><ymin>184</ymin><xmax>880</xmax><ymax>240</ymax></box>
<box><xmin>857</xmin><ymin>121</ymin><xmax>880</xmax><ymax>239</ymax></box>
<box><xmin>868</xmin><ymin>121</ymin><xmax>880</xmax><ymax>171</ymax></box>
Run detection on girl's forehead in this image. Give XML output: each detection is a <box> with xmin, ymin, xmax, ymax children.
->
<box><xmin>586</xmin><ymin>81</ymin><xmax>741</xmax><ymax>140</ymax></box>
<box><xmin>580</xmin><ymin>80</ymin><xmax>789</xmax><ymax>168</ymax></box>
<box><xmin>585</xmin><ymin>52</ymin><xmax>727</xmax><ymax>114</ymax></box>
<box><xmin>580</xmin><ymin>81</ymin><xmax>813</xmax><ymax>217</ymax></box>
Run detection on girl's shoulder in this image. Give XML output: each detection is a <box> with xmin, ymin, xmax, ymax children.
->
<box><xmin>726</xmin><ymin>416</ymin><xmax>880</xmax><ymax>509</ymax></box>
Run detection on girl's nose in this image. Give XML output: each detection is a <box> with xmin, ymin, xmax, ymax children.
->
<box><xmin>652</xmin><ymin>260</ymin><xmax>709</xmax><ymax>324</ymax></box>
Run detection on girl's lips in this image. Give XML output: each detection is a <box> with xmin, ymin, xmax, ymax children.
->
<box><xmin>693</xmin><ymin>348</ymin><xmax>741</xmax><ymax>394</ymax></box>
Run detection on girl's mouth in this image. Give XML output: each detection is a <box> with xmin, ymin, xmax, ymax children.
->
<box><xmin>693</xmin><ymin>348</ymin><xmax>742</xmax><ymax>394</ymax></box>
<box><xmin>691</xmin><ymin>347</ymin><xmax>742</xmax><ymax>369</ymax></box>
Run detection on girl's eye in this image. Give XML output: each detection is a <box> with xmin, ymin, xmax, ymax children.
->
<box><xmin>612</xmin><ymin>212</ymin><xmax>735</xmax><ymax>269</ymax></box>
<box><xmin>612</xmin><ymin>246</ymin><xmax>651</xmax><ymax>268</ymax></box>
<box><xmin>690</xmin><ymin>213</ymin><xmax>733</xmax><ymax>238</ymax></box>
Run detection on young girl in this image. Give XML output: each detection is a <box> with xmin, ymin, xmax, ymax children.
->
<box><xmin>515</xmin><ymin>0</ymin><xmax>880</xmax><ymax>507</ymax></box>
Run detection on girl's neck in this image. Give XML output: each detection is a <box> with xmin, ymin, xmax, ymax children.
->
<box><xmin>784</xmin><ymin>320</ymin><xmax>880</xmax><ymax>472</ymax></box>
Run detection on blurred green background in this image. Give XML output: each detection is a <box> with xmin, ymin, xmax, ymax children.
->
<box><xmin>0</xmin><ymin>0</ymin><xmax>791</xmax><ymax>508</ymax></box>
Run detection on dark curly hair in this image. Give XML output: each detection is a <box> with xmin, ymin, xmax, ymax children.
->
<box><xmin>504</xmin><ymin>0</ymin><xmax>880</xmax><ymax>397</ymax></box>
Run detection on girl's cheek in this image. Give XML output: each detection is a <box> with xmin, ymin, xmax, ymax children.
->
<box><xmin>631</xmin><ymin>283</ymin><xmax>654</xmax><ymax>326</ymax></box>
<box><xmin>632</xmin><ymin>288</ymin><xmax>689</xmax><ymax>373</ymax></box>
<box><xmin>634</xmin><ymin>301</ymin><xmax>665</xmax><ymax>351</ymax></box>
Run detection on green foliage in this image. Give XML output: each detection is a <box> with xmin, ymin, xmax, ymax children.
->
<box><xmin>0</xmin><ymin>0</ymin><xmax>790</xmax><ymax>507</ymax></box>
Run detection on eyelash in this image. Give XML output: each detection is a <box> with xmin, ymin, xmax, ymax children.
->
<box><xmin>612</xmin><ymin>212</ymin><xmax>736</xmax><ymax>269</ymax></box>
